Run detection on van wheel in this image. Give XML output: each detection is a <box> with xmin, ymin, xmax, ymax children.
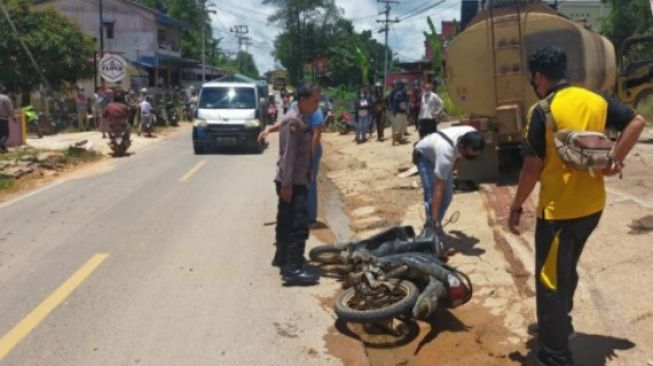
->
<box><xmin>193</xmin><ymin>143</ymin><xmax>204</xmax><ymax>155</ymax></box>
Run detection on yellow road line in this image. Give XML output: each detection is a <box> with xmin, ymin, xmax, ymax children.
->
<box><xmin>0</xmin><ymin>253</ymin><xmax>109</xmax><ymax>360</ymax></box>
<box><xmin>179</xmin><ymin>160</ymin><xmax>206</xmax><ymax>182</ymax></box>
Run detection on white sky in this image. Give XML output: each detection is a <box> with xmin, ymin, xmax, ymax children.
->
<box><xmin>209</xmin><ymin>0</ymin><xmax>462</xmax><ymax>74</ymax></box>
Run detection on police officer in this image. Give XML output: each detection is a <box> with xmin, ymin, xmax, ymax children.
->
<box><xmin>272</xmin><ymin>82</ymin><xmax>321</xmax><ymax>286</ymax></box>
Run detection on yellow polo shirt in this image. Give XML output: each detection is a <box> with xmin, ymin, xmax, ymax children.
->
<box><xmin>523</xmin><ymin>84</ymin><xmax>635</xmax><ymax>220</ymax></box>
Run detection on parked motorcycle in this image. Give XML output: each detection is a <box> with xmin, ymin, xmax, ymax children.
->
<box><xmin>108</xmin><ymin>121</ymin><xmax>131</xmax><ymax>156</ymax></box>
<box><xmin>165</xmin><ymin>101</ymin><xmax>179</xmax><ymax>127</ymax></box>
<box><xmin>152</xmin><ymin>106</ymin><xmax>165</xmax><ymax>127</ymax></box>
<box><xmin>336</xmin><ymin>111</ymin><xmax>355</xmax><ymax>135</ymax></box>
<box><xmin>21</xmin><ymin>105</ymin><xmax>44</xmax><ymax>138</ymax></box>
<box><xmin>310</xmin><ymin>226</ymin><xmax>472</xmax><ymax>323</ymax></box>
<box><xmin>184</xmin><ymin>101</ymin><xmax>196</xmax><ymax>122</ymax></box>
<box><xmin>139</xmin><ymin>114</ymin><xmax>155</xmax><ymax>138</ymax></box>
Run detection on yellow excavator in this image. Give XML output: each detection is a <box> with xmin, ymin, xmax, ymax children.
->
<box><xmin>615</xmin><ymin>35</ymin><xmax>653</xmax><ymax>122</ymax></box>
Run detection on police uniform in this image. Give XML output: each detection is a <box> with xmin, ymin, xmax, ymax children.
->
<box><xmin>272</xmin><ymin>109</ymin><xmax>316</xmax><ymax>283</ymax></box>
<box><xmin>523</xmin><ymin>82</ymin><xmax>635</xmax><ymax>362</ymax></box>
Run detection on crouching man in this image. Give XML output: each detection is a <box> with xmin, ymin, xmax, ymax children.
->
<box><xmin>272</xmin><ymin>82</ymin><xmax>321</xmax><ymax>286</ymax></box>
<box><xmin>413</xmin><ymin>126</ymin><xmax>485</xmax><ymax>259</ymax></box>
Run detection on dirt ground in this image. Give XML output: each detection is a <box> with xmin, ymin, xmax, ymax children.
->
<box><xmin>319</xmin><ymin>124</ymin><xmax>653</xmax><ymax>366</ymax></box>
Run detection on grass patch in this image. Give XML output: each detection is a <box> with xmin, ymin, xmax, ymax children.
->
<box><xmin>0</xmin><ymin>178</ymin><xmax>15</xmax><ymax>191</ymax></box>
<box><xmin>61</xmin><ymin>147</ymin><xmax>103</xmax><ymax>165</ymax></box>
<box><xmin>0</xmin><ymin>147</ymin><xmax>42</xmax><ymax>162</ymax></box>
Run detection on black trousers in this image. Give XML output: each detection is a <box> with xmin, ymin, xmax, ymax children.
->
<box><xmin>372</xmin><ymin>112</ymin><xmax>384</xmax><ymax>139</ymax></box>
<box><xmin>418</xmin><ymin>118</ymin><xmax>437</xmax><ymax>139</ymax></box>
<box><xmin>0</xmin><ymin>118</ymin><xmax>9</xmax><ymax>150</ymax></box>
<box><xmin>274</xmin><ymin>183</ymin><xmax>309</xmax><ymax>266</ymax></box>
<box><xmin>535</xmin><ymin>211</ymin><xmax>602</xmax><ymax>358</ymax></box>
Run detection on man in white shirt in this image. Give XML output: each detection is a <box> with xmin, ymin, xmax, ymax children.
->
<box><xmin>413</xmin><ymin>126</ymin><xmax>485</xmax><ymax>258</ymax></box>
<box><xmin>418</xmin><ymin>83</ymin><xmax>444</xmax><ymax>138</ymax></box>
<box><xmin>139</xmin><ymin>96</ymin><xmax>153</xmax><ymax>135</ymax></box>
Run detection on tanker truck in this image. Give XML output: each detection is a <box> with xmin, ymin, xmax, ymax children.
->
<box><xmin>446</xmin><ymin>0</ymin><xmax>616</xmax><ymax>182</ymax></box>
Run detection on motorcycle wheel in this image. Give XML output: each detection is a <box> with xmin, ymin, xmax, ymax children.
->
<box><xmin>309</xmin><ymin>244</ymin><xmax>347</xmax><ymax>264</ymax></box>
<box><xmin>338</xmin><ymin>123</ymin><xmax>348</xmax><ymax>135</ymax></box>
<box><xmin>335</xmin><ymin>280</ymin><xmax>419</xmax><ymax>323</ymax></box>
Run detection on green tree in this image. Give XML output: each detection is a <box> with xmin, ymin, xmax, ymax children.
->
<box><xmin>235</xmin><ymin>51</ymin><xmax>260</xmax><ymax>78</ymax></box>
<box><xmin>264</xmin><ymin>0</ymin><xmax>337</xmax><ymax>83</ymax></box>
<box><xmin>267</xmin><ymin>0</ymin><xmax>390</xmax><ymax>87</ymax></box>
<box><xmin>423</xmin><ymin>16</ymin><xmax>442</xmax><ymax>76</ymax></box>
<box><xmin>0</xmin><ymin>0</ymin><xmax>95</xmax><ymax>93</ymax></box>
<box><xmin>600</xmin><ymin>0</ymin><xmax>653</xmax><ymax>50</ymax></box>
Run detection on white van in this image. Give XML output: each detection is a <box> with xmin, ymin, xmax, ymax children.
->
<box><xmin>192</xmin><ymin>81</ymin><xmax>265</xmax><ymax>154</ymax></box>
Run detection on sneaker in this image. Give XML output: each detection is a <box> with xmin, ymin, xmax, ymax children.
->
<box><xmin>536</xmin><ymin>349</ymin><xmax>574</xmax><ymax>366</ymax></box>
<box><xmin>528</xmin><ymin>323</ymin><xmax>577</xmax><ymax>341</ymax></box>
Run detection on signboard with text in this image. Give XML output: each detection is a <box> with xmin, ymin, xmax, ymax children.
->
<box><xmin>99</xmin><ymin>54</ymin><xmax>127</xmax><ymax>83</ymax></box>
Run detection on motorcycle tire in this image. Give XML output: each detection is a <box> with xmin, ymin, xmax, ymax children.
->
<box><xmin>309</xmin><ymin>244</ymin><xmax>347</xmax><ymax>264</ymax></box>
<box><xmin>338</xmin><ymin>124</ymin><xmax>348</xmax><ymax>135</ymax></box>
<box><xmin>335</xmin><ymin>280</ymin><xmax>419</xmax><ymax>323</ymax></box>
<box><xmin>37</xmin><ymin>129</ymin><xmax>44</xmax><ymax>138</ymax></box>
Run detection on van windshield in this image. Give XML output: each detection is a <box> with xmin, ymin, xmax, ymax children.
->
<box><xmin>199</xmin><ymin>87</ymin><xmax>256</xmax><ymax>109</ymax></box>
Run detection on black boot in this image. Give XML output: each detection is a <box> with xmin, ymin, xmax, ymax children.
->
<box><xmin>271</xmin><ymin>242</ymin><xmax>287</xmax><ymax>269</ymax></box>
<box><xmin>416</xmin><ymin>218</ymin><xmax>435</xmax><ymax>240</ymax></box>
<box><xmin>282</xmin><ymin>241</ymin><xmax>319</xmax><ymax>286</ymax></box>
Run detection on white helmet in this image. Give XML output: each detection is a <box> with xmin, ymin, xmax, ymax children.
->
<box><xmin>140</xmin><ymin>88</ymin><xmax>148</xmax><ymax>94</ymax></box>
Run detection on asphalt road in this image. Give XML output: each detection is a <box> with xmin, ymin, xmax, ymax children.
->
<box><xmin>0</xmin><ymin>130</ymin><xmax>347</xmax><ymax>366</ymax></box>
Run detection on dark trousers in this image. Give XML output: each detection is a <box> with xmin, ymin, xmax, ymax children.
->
<box><xmin>372</xmin><ymin>112</ymin><xmax>384</xmax><ymax>139</ymax></box>
<box><xmin>535</xmin><ymin>211</ymin><xmax>602</xmax><ymax>360</ymax></box>
<box><xmin>418</xmin><ymin>118</ymin><xmax>437</xmax><ymax>139</ymax></box>
<box><xmin>274</xmin><ymin>183</ymin><xmax>309</xmax><ymax>267</ymax></box>
<box><xmin>0</xmin><ymin>118</ymin><xmax>9</xmax><ymax>150</ymax></box>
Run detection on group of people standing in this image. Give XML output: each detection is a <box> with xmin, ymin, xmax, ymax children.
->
<box><xmin>352</xmin><ymin>80</ymin><xmax>445</xmax><ymax>145</ymax></box>
<box><xmin>74</xmin><ymin>86</ymin><xmax>161</xmax><ymax>138</ymax></box>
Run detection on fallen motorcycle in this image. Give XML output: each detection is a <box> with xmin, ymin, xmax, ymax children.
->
<box><xmin>310</xmin><ymin>226</ymin><xmax>472</xmax><ymax>322</ymax></box>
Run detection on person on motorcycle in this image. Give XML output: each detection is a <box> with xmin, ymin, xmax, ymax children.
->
<box><xmin>102</xmin><ymin>92</ymin><xmax>131</xmax><ymax>141</ymax></box>
<box><xmin>139</xmin><ymin>95</ymin><xmax>153</xmax><ymax>136</ymax></box>
<box><xmin>413</xmin><ymin>127</ymin><xmax>485</xmax><ymax>259</ymax></box>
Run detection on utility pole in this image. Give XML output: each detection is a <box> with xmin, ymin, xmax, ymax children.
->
<box><xmin>377</xmin><ymin>0</ymin><xmax>399</xmax><ymax>91</ymax></box>
<box><xmin>99</xmin><ymin>0</ymin><xmax>104</xmax><ymax>56</ymax></box>
<box><xmin>200</xmin><ymin>0</ymin><xmax>217</xmax><ymax>83</ymax></box>
<box><xmin>230</xmin><ymin>25</ymin><xmax>250</xmax><ymax>73</ymax></box>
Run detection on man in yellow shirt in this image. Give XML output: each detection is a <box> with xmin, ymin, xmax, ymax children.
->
<box><xmin>508</xmin><ymin>46</ymin><xmax>646</xmax><ymax>366</ymax></box>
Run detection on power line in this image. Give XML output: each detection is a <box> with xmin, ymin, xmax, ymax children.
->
<box><xmin>400</xmin><ymin>0</ymin><xmax>448</xmax><ymax>21</ymax></box>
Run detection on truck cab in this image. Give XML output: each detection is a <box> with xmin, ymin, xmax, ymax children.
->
<box><xmin>192</xmin><ymin>81</ymin><xmax>265</xmax><ymax>154</ymax></box>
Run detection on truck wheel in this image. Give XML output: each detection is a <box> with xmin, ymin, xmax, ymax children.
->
<box><xmin>193</xmin><ymin>143</ymin><xmax>204</xmax><ymax>155</ymax></box>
